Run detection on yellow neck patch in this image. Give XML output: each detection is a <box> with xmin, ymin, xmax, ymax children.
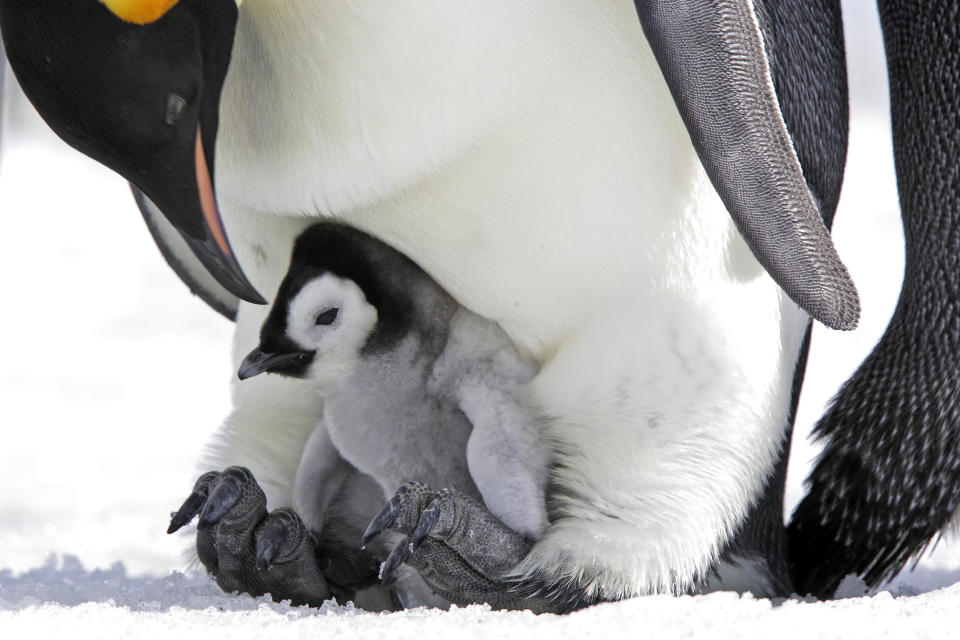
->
<box><xmin>99</xmin><ymin>0</ymin><xmax>180</xmax><ymax>25</ymax></box>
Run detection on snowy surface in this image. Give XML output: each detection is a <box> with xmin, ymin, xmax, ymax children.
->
<box><xmin>2</xmin><ymin>3</ymin><xmax>959</xmax><ymax>636</ymax></box>
<box><xmin>2</xmin><ymin>557</ymin><xmax>960</xmax><ymax>640</ymax></box>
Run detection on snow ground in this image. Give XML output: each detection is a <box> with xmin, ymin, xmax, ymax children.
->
<box><xmin>2</xmin><ymin>3</ymin><xmax>959</xmax><ymax>637</ymax></box>
<box><xmin>2</xmin><ymin>558</ymin><xmax>960</xmax><ymax>640</ymax></box>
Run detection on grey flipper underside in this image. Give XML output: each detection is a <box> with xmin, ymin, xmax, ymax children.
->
<box><xmin>132</xmin><ymin>185</ymin><xmax>239</xmax><ymax>321</ymax></box>
<box><xmin>1</xmin><ymin>45</ymin><xmax>5</xmax><ymax>157</ymax></box>
<box><xmin>714</xmin><ymin>0</ymin><xmax>847</xmax><ymax>597</ymax></box>
<box><xmin>634</xmin><ymin>0</ymin><xmax>859</xmax><ymax>330</ymax></box>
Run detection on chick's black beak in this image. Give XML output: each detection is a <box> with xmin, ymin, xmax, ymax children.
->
<box><xmin>238</xmin><ymin>347</ymin><xmax>315</xmax><ymax>380</ymax></box>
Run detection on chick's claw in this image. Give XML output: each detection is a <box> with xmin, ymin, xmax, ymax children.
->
<box><xmin>255</xmin><ymin>513</ymin><xmax>290</xmax><ymax>572</ymax></box>
<box><xmin>360</xmin><ymin>495</ymin><xmax>401</xmax><ymax>549</ymax></box>
<box><xmin>254</xmin><ymin>508</ymin><xmax>312</xmax><ymax>571</ymax></box>
<box><xmin>363</xmin><ymin>481</ymin><xmax>547</xmax><ymax>610</ymax></box>
<box><xmin>166</xmin><ymin>466</ymin><xmax>331</xmax><ymax>607</ymax></box>
<box><xmin>380</xmin><ymin>539</ymin><xmax>414</xmax><ymax>583</ymax></box>
<box><xmin>198</xmin><ymin>469</ymin><xmax>244</xmax><ymax>527</ymax></box>
<box><xmin>410</xmin><ymin>502</ymin><xmax>441</xmax><ymax>550</ymax></box>
<box><xmin>167</xmin><ymin>471</ymin><xmax>219</xmax><ymax>534</ymax></box>
<box><xmin>379</xmin><ymin>501</ymin><xmax>441</xmax><ymax>583</ymax></box>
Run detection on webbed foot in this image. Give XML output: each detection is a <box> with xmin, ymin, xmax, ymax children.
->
<box><xmin>167</xmin><ymin>466</ymin><xmax>331</xmax><ymax>606</ymax></box>
<box><xmin>362</xmin><ymin>481</ymin><xmax>589</xmax><ymax>613</ymax></box>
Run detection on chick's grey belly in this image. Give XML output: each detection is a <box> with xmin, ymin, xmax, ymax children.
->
<box><xmin>323</xmin><ymin>355</ymin><xmax>481</xmax><ymax>502</ymax></box>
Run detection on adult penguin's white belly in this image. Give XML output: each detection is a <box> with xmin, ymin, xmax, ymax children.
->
<box><xmin>207</xmin><ymin>0</ymin><xmax>808</xmax><ymax>598</ymax></box>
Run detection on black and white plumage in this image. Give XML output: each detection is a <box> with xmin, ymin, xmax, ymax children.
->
<box><xmin>0</xmin><ymin>0</ymin><xmax>263</xmax><ymax>307</ymax></box>
<box><xmin>238</xmin><ymin>222</ymin><xmax>550</xmax><ymax>541</ymax></box>
<box><xmin>788</xmin><ymin>1</ymin><xmax>960</xmax><ymax>598</ymax></box>
<box><xmin>1</xmin><ymin>0</ymin><xmax>958</xmax><ymax>604</ymax></box>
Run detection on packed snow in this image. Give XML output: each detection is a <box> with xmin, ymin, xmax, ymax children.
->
<box><xmin>2</xmin><ymin>556</ymin><xmax>960</xmax><ymax>640</ymax></box>
<box><xmin>1</xmin><ymin>4</ymin><xmax>958</xmax><ymax>637</ymax></box>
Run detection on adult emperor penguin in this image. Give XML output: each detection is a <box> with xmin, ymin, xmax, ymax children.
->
<box><xmin>1</xmin><ymin>0</ymin><xmax>956</xmax><ymax>606</ymax></box>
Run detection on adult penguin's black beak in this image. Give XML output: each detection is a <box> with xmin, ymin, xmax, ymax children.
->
<box><xmin>167</xmin><ymin>120</ymin><xmax>266</xmax><ymax>305</ymax></box>
<box><xmin>0</xmin><ymin>0</ymin><xmax>265</xmax><ymax>305</ymax></box>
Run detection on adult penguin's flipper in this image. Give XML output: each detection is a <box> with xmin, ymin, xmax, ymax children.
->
<box><xmin>132</xmin><ymin>185</ymin><xmax>240</xmax><ymax>321</ymax></box>
<box><xmin>789</xmin><ymin>2</ymin><xmax>960</xmax><ymax>598</ymax></box>
<box><xmin>702</xmin><ymin>0</ymin><xmax>848</xmax><ymax>597</ymax></box>
<box><xmin>634</xmin><ymin>0</ymin><xmax>860</xmax><ymax>330</ymax></box>
<box><xmin>0</xmin><ymin>42</ymin><xmax>5</xmax><ymax>161</ymax></box>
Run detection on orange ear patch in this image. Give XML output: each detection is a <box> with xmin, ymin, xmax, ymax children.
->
<box><xmin>99</xmin><ymin>0</ymin><xmax>179</xmax><ymax>25</ymax></box>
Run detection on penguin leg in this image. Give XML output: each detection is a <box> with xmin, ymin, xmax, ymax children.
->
<box><xmin>787</xmin><ymin>1</ymin><xmax>960</xmax><ymax>598</ymax></box>
<box><xmin>167</xmin><ymin>466</ymin><xmax>332</xmax><ymax>607</ymax></box>
<box><xmin>362</xmin><ymin>482</ymin><xmax>590</xmax><ymax>613</ymax></box>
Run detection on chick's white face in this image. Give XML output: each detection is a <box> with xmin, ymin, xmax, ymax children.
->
<box><xmin>285</xmin><ymin>273</ymin><xmax>378</xmax><ymax>389</ymax></box>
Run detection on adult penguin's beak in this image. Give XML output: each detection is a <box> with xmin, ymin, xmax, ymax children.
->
<box><xmin>168</xmin><ymin>122</ymin><xmax>266</xmax><ymax>305</ymax></box>
<box><xmin>0</xmin><ymin>0</ymin><xmax>265</xmax><ymax>304</ymax></box>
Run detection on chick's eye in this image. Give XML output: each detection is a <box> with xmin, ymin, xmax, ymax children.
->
<box><xmin>165</xmin><ymin>93</ymin><xmax>187</xmax><ymax>125</ymax></box>
<box><xmin>315</xmin><ymin>308</ymin><xmax>339</xmax><ymax>325</ymax></box>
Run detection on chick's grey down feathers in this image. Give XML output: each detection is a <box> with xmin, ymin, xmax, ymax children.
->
<box><xmin>254</xmin><ymin>221</ymin><xmax>551</xmax><ymax>541</ymax></box>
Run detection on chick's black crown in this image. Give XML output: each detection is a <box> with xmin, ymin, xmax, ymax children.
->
<box><xmin>260</xmin><ymin>223</ymin><xmax>440</xmax><ymax>355</ymax></box>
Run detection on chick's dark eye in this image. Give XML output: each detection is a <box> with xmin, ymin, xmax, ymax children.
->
<box><xmin>165</xmin><ymin>93</ymin><xmax>187</xmax><ymax>125</ymax></box>
<box><xmin>315</xmin><ymin>308</ymin><xmax>339</xmax><ymax>325</ymax></box>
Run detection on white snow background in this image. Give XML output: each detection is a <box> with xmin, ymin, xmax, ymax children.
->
<box><xmin>1</xmin><ymin>3</ymin><xmax>959</xmax><ymax>638</ymax></box>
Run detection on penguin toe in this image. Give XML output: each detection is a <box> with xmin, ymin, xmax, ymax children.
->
<box><xmin>167</xmin><ymin>471</ymin><xmax>219</xmax><ymax>534</ymax></box>
<box><xmin>365</xmin><ymin>482</ymin><xmax>571</xmax><ymax>611</ymax></box>
<box><xmin>252</xmin><ymin>507</ymin><xmax>332</xmax><ymax>606</ymax></box>
<box><xmin>361</xmin><ymin>481</ymin><xmax>436</xmax><ymax>549</ymax></box>
<box><xmin>168</xmin><ymin>467</ymin><xmax>331</xmax><ymax>607</ymax></box>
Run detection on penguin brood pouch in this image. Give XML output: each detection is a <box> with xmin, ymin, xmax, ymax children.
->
<box><xmin>232</xmin><ymin>221</ymin><xmax>551</xmax><ymax>603</ymax></box>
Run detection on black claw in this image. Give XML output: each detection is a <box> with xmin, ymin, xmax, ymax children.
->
<box><xmin>167</xmin><ymin>488</ymin><xmax>209</xmax><ymax>534</ymax></box>
<box><xmin>198</xmin><ymin>474</ymin><xmax>242</xmax><ymax>527</ymax></box>
<box><xmin>380</xmin><ymin>538</ymin><xmax>413</xmax><ymax>583</ymax></box>
<box><xmin>361</xmin><ymin>496</ymin><xmax>400</xmax><ymax>549</ymax></box>
<box><xmin>256</xmin><ymin>517</ymin><xmax>289</xmax><ymax>572</ymax></box>
<box><xmin>411</xmin><ymin>502</ymin><xmax>440</xmax><ymax>551</ymax></box>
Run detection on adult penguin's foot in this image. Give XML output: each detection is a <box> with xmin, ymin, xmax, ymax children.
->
<box><xmin>167</xmin><ymin>466</ymin><xmax>332</xmax><ymax>607</ymax></box>
<box><xmin>362</xmin><ymin>481</ymin><xmax>595</xmax><ymax>614</ymax></box>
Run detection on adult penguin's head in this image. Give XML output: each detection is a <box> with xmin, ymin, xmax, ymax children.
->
<box><xmin>0</xmin><ymin>0</ymin><xmax>264</xmax><ymax>304</ymax></box>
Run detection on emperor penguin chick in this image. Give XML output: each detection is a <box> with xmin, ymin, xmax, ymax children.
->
<box><xmin>239</xmin><ymin>222</ymin><xmax>550</xmax><ymax>540</ymax></box>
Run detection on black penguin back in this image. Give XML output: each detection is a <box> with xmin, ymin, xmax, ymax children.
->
<box><xmin>789</xmin><ymin>1</ymin><xmax>960</xmax><ymax>598</ymax></box>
